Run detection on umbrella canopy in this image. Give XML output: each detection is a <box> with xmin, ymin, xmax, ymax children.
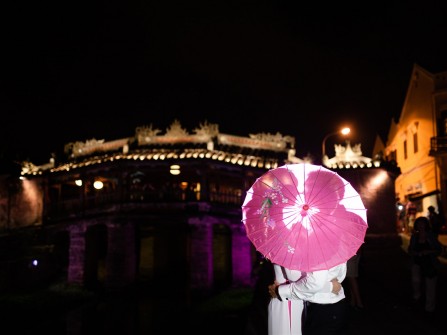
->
<box><xmin>241</xmin><ymin>163</ymin><xmax>368</xmax><ymax>271</ymax></box>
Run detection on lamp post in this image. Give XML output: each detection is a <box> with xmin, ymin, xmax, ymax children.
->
<box><xmin>321</xmin><ymin>127</ymin><xmax>351</xmax><ymax>162</ymax></box>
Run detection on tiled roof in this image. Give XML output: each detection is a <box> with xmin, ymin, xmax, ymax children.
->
<box><xmin>22</xmin><ymin>147</ymin><xmax>285</xmax><ymax>176</ymax></box>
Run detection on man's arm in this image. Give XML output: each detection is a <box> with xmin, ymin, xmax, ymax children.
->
<box><xmin>278</xmin><ymin>270</ymin><xmax>328</xmax><ymax>301</ymax></box>
<box><xmin>269</xmin><ymin>273</ymin><xmax>341</xmax><ymax>301</ymax></box>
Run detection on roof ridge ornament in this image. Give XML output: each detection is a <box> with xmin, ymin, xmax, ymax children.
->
<box><xmin>165</xmin><ymin>119</ymin><xmax>189</xmax><ymax>137</ymax></box>
<box><xmin>193</xmin><ymin>120</ymin><xmax>219</xmax><ymax>137</ymax></box>
<box><xmin>135</xmin><ymin>124</ymin><xmax>162</xmax><ymax>137</ymax></box>
<box><xmin>249</xmin><ymin>132</ymin><xmax>295</xmax><ymax>145</ymax></box>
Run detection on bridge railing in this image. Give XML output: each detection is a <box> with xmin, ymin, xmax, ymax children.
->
<box><xmin>44</xmin><ymin>186</ymin><xmax>243</xmax><ymax>221</ymax></box>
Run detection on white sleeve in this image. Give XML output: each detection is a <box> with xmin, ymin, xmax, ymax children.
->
<box><xmin>283</xmin><ymin>267</ymin><xmax>303</xmax><ymax>282</ymax></box>
<box><xmin>273</xmin><ymin>264</ymin><xmax>286</xmax><ymax>283</ymax></box>
<box><xmin>278</xmin><ymin>270</ymin><xmax>330</xmax><ymax>300</ymax></box>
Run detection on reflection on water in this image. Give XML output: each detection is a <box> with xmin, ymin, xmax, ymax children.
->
<box><xmin>5</xmin><ymin>285</ymin><xmax>191</xmax><ymax>335</ymax></box>
<box><xmin>2</xmin><ymin>279</ymin><xmax>252</xmax><ymax>335</ymax></box>
<box><xmin>63</xmin><ymin>288</ymin><xmax>190</xmax><ymax>334</ymax></box>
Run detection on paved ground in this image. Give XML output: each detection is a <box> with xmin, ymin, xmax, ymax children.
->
<box><xmin>188</xmin><ymin>233</ymin><xmax>447</xmax><ymax>335</ymax></box>
<box><xmin>343</xmin><ymin>234</ymin><xmax>447</xmax><ymax>335</ymax></box>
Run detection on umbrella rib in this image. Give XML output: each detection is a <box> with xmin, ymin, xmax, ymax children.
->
<box><xmin>255</xmin><ymin>220</ymin><xmax>296</xmax><ymax>260</ymax></box>
<box><xmin>316</xmin><ymin>213</ymin><xmax>368</xmax><ymax>257</ymax></box>
<box><xmin>285</xmin><ymin>165</ymin><xmax>305</xmax><ymax>204</ymax></box>
<box><xmin>268</xmin><ymin>167</ymin><xmax>301</xmax><ymax>204</ymax></box>
<box><xmin>253</xmin><ymin>210</ymin><xmax>303</xmax><ymax>260</ymax></box>
<box><xmin>307</xmin><ymin>213</ymin><xmax>364</xmax><ymax>270</ymax></box>
<box><xmin>306</xmin><ymin>169</ymin><xmax>343</xmax><ymax>205</ymax></box>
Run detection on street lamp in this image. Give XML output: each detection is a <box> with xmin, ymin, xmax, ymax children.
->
<box><xmin>321</xmin><ymin>127</ymin><xmax>351</xmax><ymax>161</ymax></box>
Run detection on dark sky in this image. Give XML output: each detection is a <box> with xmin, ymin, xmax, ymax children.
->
<box><xmin>2</xmin><ymin>1</ymin><xmax>447</xmax><ymax>164</ymax></box>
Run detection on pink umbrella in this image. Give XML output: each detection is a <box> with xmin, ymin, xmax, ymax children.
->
<box><xmin>241</xmin><ymin>163</ymin><xmax>368</xmax><ymax>271</ymax></box>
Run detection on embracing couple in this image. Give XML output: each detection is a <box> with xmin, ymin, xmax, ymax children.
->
<box><xmin>267</xmin><ymin>261</ymin><xmax>349</xmax><ymax>335</ymax></box>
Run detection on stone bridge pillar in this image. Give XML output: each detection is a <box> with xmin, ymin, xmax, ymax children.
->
<box><xmin>189</xmin><ymin>216</ymin><xmax>213</xmax><ymax>292</ymax></box>
<box><xmin>67</xmin><ymin>223</ymin><xmax>87</xmax><ymax>285</ymax></box>
<box><xmin>230</xmin><ymin>223</ymin><xmax>253</xmax><ymax>286</ymax></box>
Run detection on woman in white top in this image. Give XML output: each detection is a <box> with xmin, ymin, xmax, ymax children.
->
<box><xmin>268</xmin><ymin>263</ymin><xmax>305</xmax><ymax>335</ymax></box>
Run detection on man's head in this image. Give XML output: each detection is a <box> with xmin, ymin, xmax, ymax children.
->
<box><xmin>428</xmin><ymin>205</ymin><xmax>436</xmax><ymax>213</ymax></box>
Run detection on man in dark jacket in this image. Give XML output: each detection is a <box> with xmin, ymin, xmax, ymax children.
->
<box><xmin>427</xmin><ymin>206</ymin><xmax>443</xmax><ymax>239</ymax></box>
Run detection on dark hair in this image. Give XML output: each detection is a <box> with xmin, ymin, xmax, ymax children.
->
<box><xmin>414</xmin><ymin>216</ymin><xmax>430</xmax><ymax>232</ymax></box>
<box><xmin>428</xmin><ymin>206</ymin><xmax>435</xmax><ymax>212</ymax></box>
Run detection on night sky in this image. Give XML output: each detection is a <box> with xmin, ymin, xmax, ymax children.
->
<box><xmin>2</xmin><ymin>1</ymin><xmax>447</xmax><ymax>165</ymax></box>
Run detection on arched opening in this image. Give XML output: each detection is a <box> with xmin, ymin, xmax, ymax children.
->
<box><xmin>84</xmin><ymin>224</ymin><xmax>108</xmax><ymax>289</ymax></box>
<box><xmin>213</xmin><ymin>224</ymin><xmax>232</xmax><ymax>290</ymax></box>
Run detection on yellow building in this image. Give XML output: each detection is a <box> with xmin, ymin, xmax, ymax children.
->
<box><xmin>385</xmin><ymin>64</ymin><xmax>447</xmax><ymax>230</ymax></box>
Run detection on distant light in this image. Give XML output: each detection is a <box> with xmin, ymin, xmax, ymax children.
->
<box><xmin>170</xmin><ymin>165</ymin><xmax>181</xmax><ymax>175</ymax></box>
<box><xmin>75</xmin><ymin>179</ymin><xmax>83</xmax><ymax>187</ymax></box>
<box><xmin>341</xmin><ymin>127</ymin><xmax>350</xmax><ymax>135</ymax></box>
<box><xmin>32</xmin><ymin>259</ymin><xmax>38</xmax><ymax>267</ymax></box>
<box><xmin>93</xmin><ymin>181</ymin><xmax>104</xmax><ymax>190</ymax></box>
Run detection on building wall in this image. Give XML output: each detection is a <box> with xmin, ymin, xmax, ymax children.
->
<box><xmin>385</xmin><ymin>64</ymin><xmax>441</xmax><ymax>219</ymax></box>
<box><xmin>337</xmin><ymin>168</ymin><xmax>398</xmax><ymax>238</ymax></box>
<box><xmin>0</xmin><ymin>176</ymin><xmax>43</xmax><ymax>230</ymax></box>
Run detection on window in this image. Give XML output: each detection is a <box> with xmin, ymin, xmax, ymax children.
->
<box><xmin>389</xmin><ymin>150</ymin><xmax>397</xmax><ymax>161</ymax></box>
<box><xmin>413</xmin><ymin>132</ymin><xmax>418</xmax><ymax>153</ymax></box>
<box><xmin>442</xmin><ymin>110</ymin><xmax>447</xmax><ymax>135</ymax></box>
<box><xmin>403</xmin><ymin>140</ymin><xmax>408</xmax><ymax>159</ymax></box>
